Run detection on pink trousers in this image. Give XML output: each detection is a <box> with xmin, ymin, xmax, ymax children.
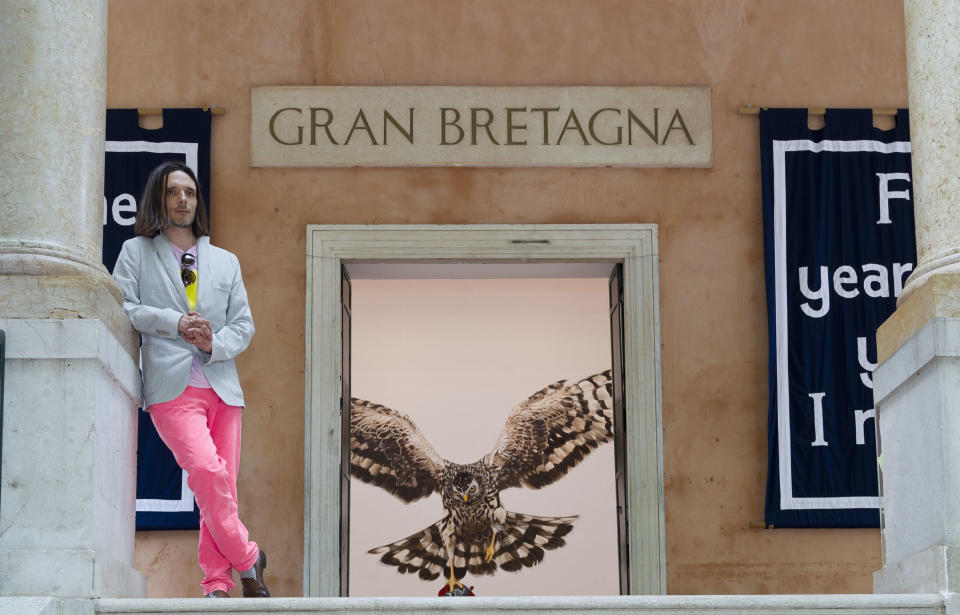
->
<box><xmin>149</xmin><ymin>386</ymin><xmax>259</xmax><ymax>594</ymax></box>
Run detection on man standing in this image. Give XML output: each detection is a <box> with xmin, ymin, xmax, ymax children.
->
<box><xmin>113</xmin><ymin>161</ymin><xmax>269</xmax><ymax>598</ymax></box>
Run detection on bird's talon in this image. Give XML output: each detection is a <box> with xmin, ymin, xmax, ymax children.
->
<box><xmin>446</xmin><ymin>558</ymin><xmax>463</xmax><ymax>593</ymax></box>
<box><xmin>484</xmin><ymin>531</ymin><xmax>497</xmax><ymax>562</ymax></box>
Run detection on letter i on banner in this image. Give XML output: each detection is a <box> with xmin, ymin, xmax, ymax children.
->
<box><xmin>808</xmin><ymin>393</ymin><xmax>829</xmax><ymax>447</ymax></box>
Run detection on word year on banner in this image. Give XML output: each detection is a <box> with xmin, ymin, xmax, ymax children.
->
<box><xmin>760</xmin><ymin>108</ymin><xmax>915</xmax><ymax>528</ymax></box>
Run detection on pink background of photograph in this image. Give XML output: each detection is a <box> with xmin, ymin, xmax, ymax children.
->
<box><xmin>349</xmin><ymin>277</ymin><xmax>617</xmax><ymax>596</ymax></box>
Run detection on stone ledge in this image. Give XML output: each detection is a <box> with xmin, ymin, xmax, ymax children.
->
<box><xmin>0</xmin><ymin>545</ymin><xmax>144</xmax><ymax>600</ymax></box>
<box><xmin>878</xmin><ymin>272</ymin><xmax>960</xmax><ymax>363</ymax></box>
<box><xmin>0</xmin><ymin>550</ymin><xmax>95</xmax><ymax>598</ymax></box>
<box><xmin>0</xmin><ymin>597</ymin><xmax>77</xmax><ymax>615</ymax></box>
<box><xmin>0</xmin><ymin>318</ymin><xmax>141</xmax><ymax>402</ymax></box>
<box><xmin>873</xmin><ymin>318</ymin><xmax>960</xmax><ymax>403</ymax></box>
<box><xmin>875</xmin><ymin>544</ymin><xmax>960</xmax><ymax>594</ymax></box>
<box><xmin>0</xmin><ymin>248</ymin><xmax>137</xmax><ymax>360</ymax></box>
<box><xmin>94</xmin><ymin>594</ymin><xmax>945</xmax><ymax>615</ymax></box>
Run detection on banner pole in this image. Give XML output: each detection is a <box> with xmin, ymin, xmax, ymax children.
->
<box><xmin>738</xmin><ymin>105</ymin><xmax>900</xmax><ymax>115</ymax></box>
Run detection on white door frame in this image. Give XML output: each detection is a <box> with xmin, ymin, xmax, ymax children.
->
<box><xmin>304</xmin><ymin>224</ymin><xmax>664</xmax><ymax>596</ymax></box>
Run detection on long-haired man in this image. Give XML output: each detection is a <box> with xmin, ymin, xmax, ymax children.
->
<box><xmin>113</xmin><ymin>161</ymin><xmax>269</xmax><ymax>598</ymax></box>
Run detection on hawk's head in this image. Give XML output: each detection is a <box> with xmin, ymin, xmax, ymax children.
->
<box><xmin>446</xmin><ymin>464</ymin><xmax>488</xmax><ymax>502</ymax></box>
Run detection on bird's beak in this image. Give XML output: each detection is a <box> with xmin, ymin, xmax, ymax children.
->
<box><xmin>462</xmin><ymin>494</ymin><xmax>469</xmax><ymax>502</ymax></box>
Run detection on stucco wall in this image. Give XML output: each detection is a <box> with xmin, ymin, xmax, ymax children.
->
<box><xmin>106</xmin><ymin>0</ymin><xmax>908</xmax><ymax>597</ymax></box>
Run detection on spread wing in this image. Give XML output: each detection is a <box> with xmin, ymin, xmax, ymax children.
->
<box><xmin>483</xmin><ymin>370</ymin><xmax>614</xmax><ymax>490</ymax></box>
<box><xmin>350</xmin><ymin>398</ymin><xmax>447</xmax><ymax>502</ymax></box>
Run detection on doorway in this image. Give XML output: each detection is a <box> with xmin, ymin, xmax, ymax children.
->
<box><xmin>347</xmin><ymin>269</ymin><xmax>615</xmax><ymax>596</ymax></box>
<box><xmin>303</xmin><ymin>225</ymin><xmax>664</xmax><ymax>596</ymax></box>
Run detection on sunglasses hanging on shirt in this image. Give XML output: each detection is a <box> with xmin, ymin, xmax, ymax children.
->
<box><xmin>180</xmin><ymin>252</ymin><xmax>197</xmax><ymax>287</ymax></box>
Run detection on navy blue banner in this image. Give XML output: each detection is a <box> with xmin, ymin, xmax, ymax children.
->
<box><xmin>103</xmin><ymin>108</ymin><xmax>211</xmax><ymax>530</ymax></box>
<box><xmin>761</xmin><ymin>109</ymin><xmax>915</xmax><ymax>528</ymax></box>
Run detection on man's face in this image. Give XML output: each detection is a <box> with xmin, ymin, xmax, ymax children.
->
<box><xmin>163</xmin><ymin>170</ymin><xmax>198</xmax><ymax>229</ymax></box>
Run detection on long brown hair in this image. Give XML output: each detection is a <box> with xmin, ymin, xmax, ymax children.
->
<box><xmin>134</xmin><ymin>161</ymin><xmax>210</xmax><ymax>238</ymax></box>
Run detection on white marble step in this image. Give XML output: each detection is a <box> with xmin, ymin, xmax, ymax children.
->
<box><xmin>87</xmin><ymin>594</ymin><xmax>946</xmax><ymax>615</ymax></box>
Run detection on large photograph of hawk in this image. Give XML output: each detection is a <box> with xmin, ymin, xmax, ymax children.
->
<box><xmin>350</xmin><ymin>369</ymin><xmax>614</xmax><ymax>593</ymax></box>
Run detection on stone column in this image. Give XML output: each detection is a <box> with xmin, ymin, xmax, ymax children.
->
<box><xmin>873</xmin><ymin>0</ymin><xmax>960</xmax><ymax>598</ymax></box>
<box><xmin>0</xmin><ymin>0</ymin><xmax>130</xmax><ymax>340</ymax></box>
<box><xmin>0</xmin><ymin>0</ymin><xmax>144</xmax><ymax>606</ymax></box>
<box><xmin>897</xmin><ymin>0</ymin><xmax>960</xmax><ymax>306</ymax></box>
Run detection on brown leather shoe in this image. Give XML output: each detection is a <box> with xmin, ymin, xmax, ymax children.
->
<box><xmin>241</xmin><ymin>550</ymin><xmax>270</xmax><ymax>597</ymax></box>
<box><xmin>206</xmin><ymin>590</ymin><xmax>229</xmax><ymax>598</ymax></box>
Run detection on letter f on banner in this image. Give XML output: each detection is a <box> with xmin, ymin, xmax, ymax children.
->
<box><xmin>876</xmin><ymin>173</ymin><xmax>911</xmax><ymax>224</ymax></box>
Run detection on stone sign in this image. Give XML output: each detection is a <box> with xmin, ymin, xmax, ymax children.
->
<box><xmin>251</xmin><ymin>86</ymin><xmax>711</xmax><ymax>167</ymax></box>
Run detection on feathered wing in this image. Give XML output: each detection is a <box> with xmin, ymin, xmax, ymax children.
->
<box><xmin>368</xmin><ymin>521</ymin><xmax>448</xmax><ymax>581</ymax></box>
<box><xmin>484</xmin><ymin>370</ymin><xmax>614</xmax><ymax>490</ymax></box>
<box><xmin>490</xmin><ymin>512</ymin><xmax>577</xmax><ymax>573</ymax></box>
<box><xmin>350</xmin><ymin>398</ymin><xmax>447</xmax><ymax>502</ymax></box>
<box><xmin>370</xmin><ymin>513</ymin><xmax>576</xmax><ymax>579</ymax></box>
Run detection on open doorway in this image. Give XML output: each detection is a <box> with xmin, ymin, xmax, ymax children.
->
<box><xmin>304</xmin><ymin>225</ymin><xmax>663</xmax><ymax>597</ymax></box>
<box><xmin>346</xmin><ymin>267</ymin><xmax>616</xmax><ymax>596</ymax></box>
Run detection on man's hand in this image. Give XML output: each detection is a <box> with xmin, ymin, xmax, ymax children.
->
<box><xmin>178</xmin><ymin>311</ymin><xmax>213</xmax><ymax>353</ymax></box>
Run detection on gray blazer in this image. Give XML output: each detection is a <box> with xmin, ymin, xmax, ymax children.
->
<box><xmin>113</xmin><ymin>234</ymin><xmax>255</xmax><ymax>408</ymax></box>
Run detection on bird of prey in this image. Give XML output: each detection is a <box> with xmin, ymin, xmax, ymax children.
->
<box><xmin>350</xmin><ymin>370</ymin><xmax>614</xmax><ymax>592</ymax></box>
